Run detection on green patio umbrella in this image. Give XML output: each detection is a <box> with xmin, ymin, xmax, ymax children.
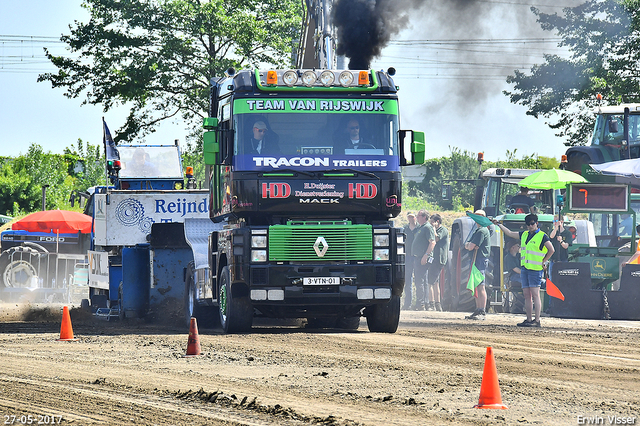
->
<box><xmin>518</xmin><ymin>168</ymin><xmax>587</xmax><ymax>190</ymax></box>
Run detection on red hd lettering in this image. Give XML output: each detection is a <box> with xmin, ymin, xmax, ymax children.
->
<box><xmin>262</xmin><ymin>182</ymin><xmax>292</xmax><ymax>198</ymax></box>
<box><xmin>348</xmin><ymin>183</ymin><xmax>377</xmax><ymax>199</ymax></box>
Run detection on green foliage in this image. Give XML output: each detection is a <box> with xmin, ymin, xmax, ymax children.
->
<box><xmin>414</xmin><ymin>147</ymin><xmax>484</xmax><ymax>211</ymax></box>
<box><xmin>408</xmin><ymin>148</ymin><xmax>556</xmax><ymax>211</ymax></box>
<box><xmin>38</xmin><ymin>0</ymin><xmax>304</xmax><ymax>144</ymax></box>
<box><xmin>64</xmin><ymin>139</ymin><xmax>108</xmax><ymax>191</ymax></box>
<box><xmin>504</xmin><ymin>0</ymin><xmax>640</xmax><ymax>147</ymax></box>
<box><xmin>0</xmin><ymin>144</ymin><xmax>81</xmax><ymax>215</ymax></box>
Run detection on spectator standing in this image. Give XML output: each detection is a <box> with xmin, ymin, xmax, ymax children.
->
<box><xmin>492</xmin><ymin>213</ymin><xmax>554</xmax><ymax>327</ymax></box>
<box><xmin>427</xmin><ymin>214</ymin><xmax>448</xmax><ymax>311</ymax></box>
<box><xmin>504</xmin><ymin>241</ymin><xmax>522</xmax><ymax>289</ymax></box>
<box><xmin>402</xmin><ymin>213</ymin><xmax>419</xmax><ymax>310</ymax></box>
<box><xmin>548</xmin><ymin>217</ymin><xmax>572</xmax><ymax>277</ymax></box>
<box><xmin>464</xmin><ymin>210</ymin><xmax>492</xmax><ymax>320</ymax></box>
<box><xmin>410</xmin><ymin>210</ymin><xmax>435</xmax><ymax>310</ymax></box>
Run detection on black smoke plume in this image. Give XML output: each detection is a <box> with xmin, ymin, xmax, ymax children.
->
<box><xmin>333</xmin><ymin>0</ymin><xmax>416</xmax><ymax>70</ymax></box>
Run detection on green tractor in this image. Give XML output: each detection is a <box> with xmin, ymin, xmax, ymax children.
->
<box><xmin>564</xmin><ymin>102</ymin><xmax>640</xmax><ymax>174</ymax></box>
<box><xmin>443</xmin><ymin>167</ymin><xmax>589</xmax><ymax>313</ymax></box>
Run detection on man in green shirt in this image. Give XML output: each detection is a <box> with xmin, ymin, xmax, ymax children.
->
<box><xmin>411</xmin><ymin>209</ymin><xmax>435</xmax><ymax>310</ymax></box>
<box><xmin>427</xmin><ymin>214</ymin><xmax>448</xmax><ymax>311</ymax></box>
<box><xmin>464</xmin><ymin>210</ymin><xmax>492</xmax><ymax>320</ymax></box>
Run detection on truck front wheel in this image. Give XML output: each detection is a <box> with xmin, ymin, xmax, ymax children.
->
<box><xmin>218</xmin><ymin>266</ymin><xmax>253</xmax><ymax>333</ymax></box>
<box><xmin>365</xmin><ymin>295</ymin><xmax>400</xmax><ymax>333</ymax></box>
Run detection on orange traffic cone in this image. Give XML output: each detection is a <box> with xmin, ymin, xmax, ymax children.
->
<box><xmin>57</xmin><ymin>306</ymin><xmax>78</xmax><ymax>341</ymax></box>
<box><xmin>183</xmin><ymin>317</ymin><xmax>202</xmax><ymax>357</ymax></box>
<box><xmin>474</xmin><ymin>346</ymin><xmax>508</xmax><ymax>409</ymax></box>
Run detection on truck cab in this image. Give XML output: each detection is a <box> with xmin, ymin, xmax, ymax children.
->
<box><xmin>186</xmin><ymin>68</ymin><xmax>425</xmax><ymax>333</ymax></box>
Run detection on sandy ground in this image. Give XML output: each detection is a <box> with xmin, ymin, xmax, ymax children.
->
<box><xmin>0</xmin><ymin>303</ymin><xmax>639</xmax><ymax>426</ymax></box>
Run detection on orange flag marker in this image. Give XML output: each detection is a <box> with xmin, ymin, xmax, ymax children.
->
<box><xmin>546</xmin><ymin>278</ymin><xmax>565</xmax><ymax>301</ymax></box>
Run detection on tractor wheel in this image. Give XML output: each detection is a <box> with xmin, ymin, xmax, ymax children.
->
<box><xmin>444</xmin><ymin>232</ymin><xmax>476</xmax><ymax>312</ymax></box>
<box><xmin>0</xmin><ymin>246</ymin><xmax>41</xmax><ymax>289</ymax></box>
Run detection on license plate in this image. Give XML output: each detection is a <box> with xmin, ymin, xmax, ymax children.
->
<box><xmin>303</xmin><ymin>277</ymin><xmax>340</xmax><ymax>286</ymax></box>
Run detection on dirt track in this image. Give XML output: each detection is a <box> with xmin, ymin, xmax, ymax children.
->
<box><xmin>1</xmin><ymin>304</ymin><xmax>639</xmax><ymax>426</ymax></box>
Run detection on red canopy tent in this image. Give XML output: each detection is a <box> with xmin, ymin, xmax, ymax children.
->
<box><xmin>12</xmin><ymin>210</ymin><xmax>93</xmax><ymax>234</ymax></box>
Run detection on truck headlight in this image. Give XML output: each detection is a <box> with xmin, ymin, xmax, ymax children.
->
<box><xmin>374</xmin><ymin>249</ymin><xmax>390</xmax><ymax>261</ymax></box>
<box><xmin>251</xmin><ymin>250</ymin><xmax>267</xmax><ymax>262</ymax></box>
<box><xmin>397</xmin><ymin>245</ymin><xmax>405</xmax><ymax>255</ymax></box>
<box><xmin>397</xmin><ymin>234</ymin><xmax>405</xmax><ymax>244</ymax></box>
<box><xmin>251</xmin><ymin>235</ymin><xmax>267</xmax><ymax>248</ymax></box>
<box><xmin>374</xmin><ymin>235</ymin><xmax>390</xmax><ymax>247</ymax></box>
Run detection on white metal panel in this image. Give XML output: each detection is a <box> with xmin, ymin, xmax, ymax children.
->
<box><xmin>97</xmin><ymin>190</ymin><xmax>209</xmax><ymax>246</ymax></box>
<box><xmin>88</xmin><ymin>250</ymin><xmax>109</xmax><ymax>290</ymax></box>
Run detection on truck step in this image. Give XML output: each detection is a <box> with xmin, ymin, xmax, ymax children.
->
<box><xmin>94</xmin><ymin>307</ymin><xmax>120</xmax><ymax>321</ymax></box>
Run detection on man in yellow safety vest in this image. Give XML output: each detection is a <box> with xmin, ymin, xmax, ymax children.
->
<box><xmin>492</xmin><ymin>214</ymin><xmax>554</xmax><ymax>327</ymax></box>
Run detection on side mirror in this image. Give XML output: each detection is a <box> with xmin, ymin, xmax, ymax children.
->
<box><xmin>399</xmin><ymin>130</ymin><xmax>425</xmax><ymax>166</ymax></box>
<box><xmin>203</xmin><ymin>117</ymin><xmax>219</xmax><ymax>165</ymax></box>
<box><xmin>203</xmin><ymin>131</ymin><xmax>219</xmax><ymax>165</ymax></box>
<box><xmin>609</xmin><ymin>119</ymin><xmax>619</xmax><ymax>134</ymax></box>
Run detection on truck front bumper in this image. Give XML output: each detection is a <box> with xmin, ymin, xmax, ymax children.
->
<box><xmin>240</xmin><ymin>262</ymin><xmax>404</xmax><ymax>305</ymax></box>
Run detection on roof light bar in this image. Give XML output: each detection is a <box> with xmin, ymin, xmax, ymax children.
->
<box><xmin>258</xmin><ymin>70</ymin><xmax>373</xmax><ymax>89</ymax></box>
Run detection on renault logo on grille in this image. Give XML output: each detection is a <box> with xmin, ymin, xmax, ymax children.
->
<box><xmin>314</xmin><ymin>236</ymin><xmax>329</xmax><ymax>257</ymax></box>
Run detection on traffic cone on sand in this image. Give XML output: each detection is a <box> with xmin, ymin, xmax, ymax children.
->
<box><xmin>56</xmin><ymin>306</ymin><xmax>78</xmax><ymax>341</ymax></box>
<box><xmin>183</xmin><ymin>317</ymin><xmax>202</xmax><ymax>357</ymax></box>
<box><xmin>474</xmin><ymin>346</ymin><xmax>508</xmax><ymax>409</ymax></box>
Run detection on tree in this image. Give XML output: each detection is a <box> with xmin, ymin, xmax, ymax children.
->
<box><xmin>64</xmin><ymin>138</ymin><xmax>108</xmax><ymax>192</ymax></box>
<box><xmin>410</xmin><ymin>148</ymin><xmax>554</xmax><ymax>210</ymax></box>
<box><xmin>0</xmin><ymin>145</ymin><xmax>78</xmax><ymax>215</ymax></box>
<box><xmin>504</xmin><ymin>0</ymin><xmax>640</xmax><ymax>147</ymax></box>
<box><xmin>39</xmin><ymin>0</ymin><xmax>303</xmax><ymax>143</ymax></box>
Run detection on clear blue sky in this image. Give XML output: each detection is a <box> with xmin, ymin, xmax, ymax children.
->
<box><xmin>0</xmin><ymin>1</ymin><xmax>579</xmax><ymax>162</ymax></box>
<box><xmin>0</xmin><ymin>1</ymin><xmax>185</xmax><ymax>158</ymax></box>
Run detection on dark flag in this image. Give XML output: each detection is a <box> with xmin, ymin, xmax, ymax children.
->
<box><xmin>103</xmin><ymin>118</ymin><xmax>120</xmax><ymax>161</ymax></box>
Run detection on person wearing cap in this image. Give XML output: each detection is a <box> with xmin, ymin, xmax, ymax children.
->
<box><xmin>464</xmin><ymin>209</ymin><xmax>492</xmax><ymax>320</ymax></box>
<box><xmin>247</xmin><ymin>120</ymin><xmax>279</xmax><ymax>155</ymax></box>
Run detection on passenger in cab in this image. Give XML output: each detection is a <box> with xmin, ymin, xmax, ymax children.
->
<box><xmin>508</xmin><ymin>187</ymin><xmax>535</xmax><ymax>214</ymax></box>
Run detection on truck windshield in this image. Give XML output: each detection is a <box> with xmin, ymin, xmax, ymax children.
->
<box><xmin>591</xmin><ymin>113</ymin><xmax>640</xmax><ymax>147</ymax></box>
<box><xmin>590</xmin><ymin>212</ymin><xmax>635</xmax><ymax>248</ymax></box>
<box><xmin>119</xmin><ymin>146</ymin><xmax>183</xmax><ymax>179</ymax></box>
<box><xmin>231</xmin><ymin>98</ymin><xmax>400</xmax><ymax>171</ymax></box>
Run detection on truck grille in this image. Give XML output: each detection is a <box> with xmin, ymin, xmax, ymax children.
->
<box><xmin>268</xmin><ymin>224</ymin><xmax>372</xmax><ymax>262</ymax></box>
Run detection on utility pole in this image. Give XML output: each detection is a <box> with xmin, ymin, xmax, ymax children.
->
<box><xmin>41</xmin><ymin>185</ymin><xmax>49</xmax><ymax>211</ymax></box>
